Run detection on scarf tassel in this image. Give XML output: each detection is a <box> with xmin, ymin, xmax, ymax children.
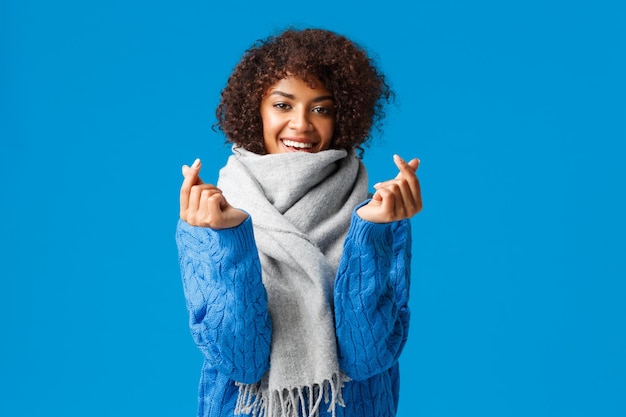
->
<box><xmin>235</xmin><ymin>373</ymin><xmax>349</xmax><ymax>417</ymax></box>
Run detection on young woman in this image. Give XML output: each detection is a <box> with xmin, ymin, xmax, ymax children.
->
<box><xmin>177</xmin><ymin>28</ymin><xmax>422</xmax><ymax>417</ymax></box>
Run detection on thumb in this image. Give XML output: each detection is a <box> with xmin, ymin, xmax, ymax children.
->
<box><xmin>182</xmin><ymin>158</ymin><xmax>204</xmax><ymax>184</ymax></box>
<box><xmin>393</xmin><ymin>155</ymin><xmax>420</xmax><ymax>180</ymax></box>
<box><xmin>408</xmin><ymin>158</ymin><xmax>420</xmax><ymax>171</ymax></box>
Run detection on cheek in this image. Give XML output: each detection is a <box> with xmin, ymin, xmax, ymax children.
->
<box><xmin>259</xmin><ymin>107</ymin><xmax>269</xmax><ymax>128</ymax></box>
<box><xmin>261</xmin><ymin>111</ymin><xmax>282</xmax><ymax>133</ymax></box>
<box><xmin>323</xmin><ymin>120</ymin><xmax>336</xmax><ymax>141</ymax></box>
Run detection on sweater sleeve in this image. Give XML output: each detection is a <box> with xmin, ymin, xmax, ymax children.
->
<box><xmin>334</xmin><ymin>207</ymin><xmax>412</xmax><ymax>381</ymax></box>
<box><xmin>175</xmin><ymin>217</ymin><xmax>271</xmax><ymax>384</ymax></box>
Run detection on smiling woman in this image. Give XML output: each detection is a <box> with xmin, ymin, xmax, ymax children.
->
<box><xmin>260</xmin><ymin>77</ymin><xmax>336</xmax><ymax>154</ymax></box>
<box><xmin>176</xmin><ymin>27</ymin><xmax>422</xmax><ymax>417</ymax></box>
<box><xmin>215</xmin><ymin>28</ymin><xmax>391</xmax><ymax>156</ymax></box>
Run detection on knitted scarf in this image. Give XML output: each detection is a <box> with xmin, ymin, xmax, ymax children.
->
<box><xmin>217</xmin><ymin>146</ymin><xmax>368</xmax><ymax>417</ymax></box>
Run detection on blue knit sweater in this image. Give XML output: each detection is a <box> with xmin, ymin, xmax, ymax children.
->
<box><xmin>176</xmin><ymin>208</ymin><xmax>412</xmax><ymax>417</ymax></box>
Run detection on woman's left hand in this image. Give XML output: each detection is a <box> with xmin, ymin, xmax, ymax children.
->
<box><xmin>356</xmin><ymin>154</ymin><xmax>422</xmax><ymax>223</ymax></box>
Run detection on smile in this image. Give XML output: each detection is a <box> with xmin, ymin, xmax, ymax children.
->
<box><xmin>282</xmin><ymin>139</ymin><xmax>314</xmax><ymax>149</ymax></box>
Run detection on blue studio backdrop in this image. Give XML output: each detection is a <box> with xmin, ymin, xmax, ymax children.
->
<box><xmin>1</xmin><ymin>1</ymin><xmax>625</xmax><ymax>416</ymax></box>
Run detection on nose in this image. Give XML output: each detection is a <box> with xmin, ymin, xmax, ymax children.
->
<box><xmin>289</xmin><ymin>109</ymin><xmax>313</xmax><ymax>132</ymax></box>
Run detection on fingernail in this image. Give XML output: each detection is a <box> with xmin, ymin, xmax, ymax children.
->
<box><xmin>192</xmin><ymin>158</ymin><xmax>200</xmax><ymax>168</ymax></box>
<box><xmin>393</xmin><ymin>154</ymin><xmax>404</xmax><ymax>163</ymax></box>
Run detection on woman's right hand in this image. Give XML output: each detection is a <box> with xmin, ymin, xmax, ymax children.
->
<box><xmin>179</xmin><ymin>158</ymin><xmax>248</xmax><ymax>229</ymax></box>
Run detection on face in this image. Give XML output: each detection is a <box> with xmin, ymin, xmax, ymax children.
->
<box><xmin>260</xmin><ymin>76</ymin><xmax>335</xmax><ymax>154</ymax></box>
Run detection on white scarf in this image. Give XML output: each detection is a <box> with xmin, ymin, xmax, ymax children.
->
<box><xmin>217</xmin><ymin>146</ymin><xmax>368</xmax><ymax>417</ymax></box>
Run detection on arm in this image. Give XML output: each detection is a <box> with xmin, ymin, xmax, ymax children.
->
<box><xmin>334</xmin><ymin>207</ymin><xmax>412</xmax><ymax>381</ymax></box>
<box><xmin>176</xmin><ymin>217</ymin><xmax>271</xmax><ymax>384</ymax></box>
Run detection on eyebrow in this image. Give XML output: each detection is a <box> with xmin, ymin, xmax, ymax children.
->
<box><xmin>269</xmin><ymin>91</ymin><xmax>335</xmax><ymax>102</ymax></box>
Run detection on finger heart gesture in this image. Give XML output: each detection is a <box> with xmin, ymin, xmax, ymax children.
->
<box><xmin>356</xmin><ymin>154</ymin><xmax>422</xmax><ymax>223</ymax></box>
<box><xmin>179</xmin><ymin>158</ymin><xmax>248</xmax><ymax>229</ymax></box>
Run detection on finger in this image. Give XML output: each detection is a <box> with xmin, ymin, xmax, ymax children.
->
<box><xmin>199</xmin><ymin>188</ymin><xmax>223</xmax><ymax>214</ymax></box>
<box><xmin>203</xmin><ymin>189</ymin><xmax>227</xmax><ymax>215</ymax></box>
<box><xmin>191</xmin><ymin>184</ymin><xmax>221</xmax><ymax>209</ymax></box>
<box><xmin>393</xmin><ymin>180</ymin><xmax>416</xmax><ymax>218</ymax></box>
<box><xmin>404</xmin><ymin>158</ymin><xmax>422</xmax><ymax>213</ymax></box>
<box><xmin>184</xmin><ymin>183</ymin><xmax>213</xmax><ymax>217</ymax></box>
<box><xmin>394</xmin><ymin>155</ymin><xmax>422</xmax><ymax>207</ymax></box>
<box><xmin>187</xmin><ymin>183</ymin><xmax>204</xmax><ymax>218</ymax></box>
<box><xmin>393</xmin><ymin>154</ymin><xmax>418</xmax><ymax>179</ymax></box>
<box><xmin>370</xmin><ymin>155</ymin><xmax>417</xmax><ymax>190</ymax></box>
<box><xmin>376</xmin><ymin>187</ymin><xmax>397</xmax><ymax>220</ymax></box>
<box><xmin>180</xmin><ymin>158</ymin><xmax>202</xmax><ymax>216</ymax></box>
<box><xmin>377</xmin><ymin>180</ymin><xmax>422</xmax><ymax>219</ymax></box>
<box><xmin>407</xmin><ymin>157</ymin><xmax>420</xmax><ymax>172</ymax></box>
<box><xmin>393</xmin><ymin>177</ymin><xmax>422</xmax><ymax>216</ymax></box>
<box><xmin>184</xmin><ymin>158</ymin><xmax>203</xmax><ymax>183</ymax></box>
<box><xmin>186</xmin><ymin>186</ymin><xmax>221</xmax><ymax>224</ymax></box>
<box><xmin>371</xmin><ymin>189</ymin><xmax>383</xmax><ymax>202</ymax></box>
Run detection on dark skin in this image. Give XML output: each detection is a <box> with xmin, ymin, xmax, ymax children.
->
<box><xmin>179</xmin><ymin>159</ymin><xmax>248</xmax><ymax>230</ymax></box>
<box><xmin>357</xmin><ymin>154</ymin><xmax>421</xmax><ymax>223</ymax></box>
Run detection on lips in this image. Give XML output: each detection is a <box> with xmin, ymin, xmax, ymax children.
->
<box><xmin>281</xmin><ymin>139</ymin><xmax>314</xmax><ymax>150</ymax></box>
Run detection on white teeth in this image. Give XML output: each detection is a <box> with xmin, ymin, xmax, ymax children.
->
<box><xmin>283</xmin><ymin>139</ymin><xmax>313</xmax><ymax>149</ymax></box>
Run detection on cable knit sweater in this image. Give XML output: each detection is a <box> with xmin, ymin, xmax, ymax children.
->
<box><xmin>176</xmin><ymin>207</ymin><xmax>412</xmax><ymax>417</ymax></box>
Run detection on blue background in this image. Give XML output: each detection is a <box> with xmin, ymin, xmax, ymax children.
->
<box><xmin>1</xmin><ymin>1</ymin><xmax>625</xmax><ymax>416</ymax></box>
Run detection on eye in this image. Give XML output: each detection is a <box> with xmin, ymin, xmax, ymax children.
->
<box><xmin>273</xmin><ymin>102</ymin><xmax>291</xmax><ymax>110</ymax></box>
<box><xmin>312</xmin><ymin>106</ymin><xmax>334</xmax><ymax>116</ymax></box>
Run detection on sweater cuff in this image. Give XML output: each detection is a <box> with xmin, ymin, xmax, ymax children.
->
<box><xmin>177</xmin><ymin>216</ymin><xmax>258</xmax><ymax>261</ymax></box>
<box><xmin>348</xmin><ymin>200</ymin><xmax>394</xmax><ymax>247</ymax></box>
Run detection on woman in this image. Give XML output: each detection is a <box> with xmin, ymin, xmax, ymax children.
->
<box><xmin>177</xmin><ymin>28</ymin><xmax>422</xmax><ymax>417</ymax></box>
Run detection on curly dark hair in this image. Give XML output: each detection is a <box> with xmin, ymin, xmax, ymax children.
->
<box><xmin>215</xmin><ymin>28</ymin><xmax>393</xmax><ymax>155</ymax></box>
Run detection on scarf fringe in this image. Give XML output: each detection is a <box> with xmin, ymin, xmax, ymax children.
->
<box><xmin>234</xmin><ymin>373</ymin><xmax>350</xmax><ymax>417</ymax></box>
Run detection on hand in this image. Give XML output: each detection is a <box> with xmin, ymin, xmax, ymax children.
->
<box><xmin>356</xmin><ymin>154</ymin><xmax>422</xmax><ymax>223</ymax></box>
<box><xmin>179</xmin><ymin>158</ymin><xmax>248</xmax><ymax>229</ymax></box>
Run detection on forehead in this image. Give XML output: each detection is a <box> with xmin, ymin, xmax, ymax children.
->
<box><xmin>265</xmin><ymin>76</ymin><xmax>332</xmax><ymax>97</ymax></box>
